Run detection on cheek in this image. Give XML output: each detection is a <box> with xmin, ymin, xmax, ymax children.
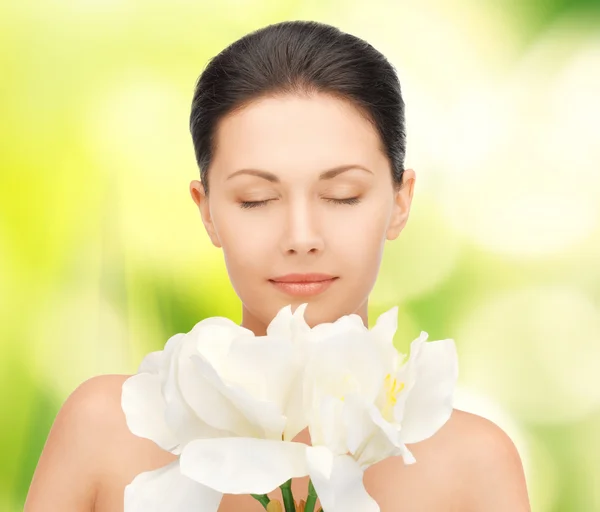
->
<box><xmin>328</xmin><ymin>203</ymin><xmax>388</xmax><ymax>257</ymax></box>
<box><xmin>322</xmin><ymin>209</ymin><xmax>388</xmax><ymax>296</ymax></box>
<box><xmin>341</xmin><ymin>231</ymin><xmax>385</xmax><ymax>281</ymax></box>
<box><xmin>216</xmin><ymin>204</ymin><xmax>273</xmax><ymax>249</ymax></box>
<box><xmin>222</xmin><ymin>230</ymin><xmax>268</xmax><ymax>270</ymax></box>
<box><xmin>216</xmin><ymin>210</ymin><xmax>277</xmax><ymax>289</ymax></box>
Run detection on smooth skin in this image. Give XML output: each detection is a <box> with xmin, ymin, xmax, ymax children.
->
<box><xmin>192</xmin><ymin>93</ymin><xmax>412</xmax><ymax>335</ymax></box>
<box><xmin>24</xmin><ymin>92</ymin><xmax>531</xmax><ymax>511</ymax></box>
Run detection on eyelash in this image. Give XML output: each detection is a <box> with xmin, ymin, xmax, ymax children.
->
<box><xmin>239</xmin><ymin>197</ymin><xmax>361</xmax><ymax>209</ymax></box>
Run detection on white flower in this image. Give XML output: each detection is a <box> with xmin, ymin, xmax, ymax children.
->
<box><xmin>297</xmin><ymin>306</ymin><xmax>459</xmax><ymax>512</ymax></box>
<box><xmin>121</xmin><ymin>305</ymin><xmax>322</xmax><ymax>512</ymax></box>
<box><xmin>121</xmin><ymin>302</ymin><xmax>458</xmax><ymax>512</ymax></box>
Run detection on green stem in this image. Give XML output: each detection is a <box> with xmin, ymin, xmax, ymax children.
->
<box><xmin>304</xmin><ymin>479</ymin><xmax>318</xmax><ymax>512</ymax></box>
<box><xmin>279</xmin><ymin>478</ymin><xmax>296</xmax><ymax>512</ymax></box>
<box><xmin>251</xmin><ymin>494</ymin><xmax>271</xmax><ymax>509</ymax></box>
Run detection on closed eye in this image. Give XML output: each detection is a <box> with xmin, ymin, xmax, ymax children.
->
<box><xmin>239</xmin><ymin>199</ymin><xmax>273</xmax><ymax>209</ymax></box>
<box><xmin>239</xmin><ymin>197</ymin><xmax>361</xmax><ymax>209</ymax></box>
<box><xmin>325</xmin><ymin>197</ymin><xmax>361</xmax><ymax>206</ymax></box>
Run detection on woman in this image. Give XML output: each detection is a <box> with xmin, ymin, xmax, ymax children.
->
<box><xmin>24</xmin><ymin>20</ymin><xmax>531</xmax><ymax>511</ymax></box>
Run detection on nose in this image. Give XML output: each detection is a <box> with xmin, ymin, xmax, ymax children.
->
<box><xmin>280</xmin><ymin>197</ymin><xmax>325</xmax><ymax>256</ymax></box>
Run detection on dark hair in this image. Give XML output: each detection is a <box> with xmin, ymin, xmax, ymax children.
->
<box><xmin>189</xmin><ymin>20</ymin><xmax>407</xmax><ymax>196</ymax></box>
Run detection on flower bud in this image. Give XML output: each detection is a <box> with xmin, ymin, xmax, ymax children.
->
<box><xmin>266</xmin><ymin>500</ymin><xmax>283</xmax><ymax>512</ymax></box>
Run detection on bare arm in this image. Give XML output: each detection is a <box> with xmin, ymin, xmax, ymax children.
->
<box><xmin>463</xmin><ymin>415</ymin><xmax>531</xmax><ymax>511</ymax></box>
<box><xmin>24</xmin><ymin>376</ymin><xmax>112</xmax><ymax>511</ymax></box>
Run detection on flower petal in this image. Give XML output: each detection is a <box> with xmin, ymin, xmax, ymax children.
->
<box><xmin>370</xmin><ymin>306</ymin><xmax>405</xmax><ymax>372</ymax></box>
<box><xmin>309</xmin><ymin>312</ymin><xmax>366</xmax><ymax>341</ymax></box>
<box><xmin>137</xmin><ymin>332</ymin><xmax>187</xmax><ymax>377</ymax></box>
<box><xmin>121</xmin><ymin>373</ymin><xmax>179</xmax><ymax>452</ymax></box>
<box><xmin>180</xmin><ymin>437</ymin><xmax>310</xmax><ymax>494</ymax></box>
<box><xmin>137</xmin><ymin>350</ymin><xmax>164</xmax><ymax>374</ymax></box>
<box><xmin>307</xmin><ymin>453</ymin><xmax>379</xmax><ymax>512</ymax></box>
<box><xmin>266</xmin><ymin>304</ymin><xmax>295</xmax><ymax>339</ymax></box>
<box><xmin>308</xmin><ymin>393</ymin><xmax>346</xmax><ymax>454</ymax></box>
<box><xmin>181</xmin><ymin>353</ymin><xmax>261</xmax><ymax>436</ymax></box>
<box><xmin>189</xmin><ymin>316</ymin><xmax>254</xmax><ymax>368</ymax></box>
<box><xmin>162</xmin><ymin>385</ymin><xmax>233</xmax><ymax>455</ymax></box>
<box><xmin>365</xmin><ymin>404</ymin><xmax>416</xmax><ymax>467</ymax></box>
<box><xmin>340</xmin><ymin>394</ymin><xmax>410</xmax><ymax>469</ymax></box>
<box><xmin>305</xmin><ymin>445</ymin><xmax>334</xmax><ymax>479</ymax></box>
<box><xmin>124</xmin><ymin>459</ymin><xmax>222</xmax><ymax>512</ymax></box>
<box><xmin>291</xmin><ymin>303</ymin><xmax>311</xmax><ymax>336</ymax></box>
<box><xmin>304</xmin><ymin>331</ymin><xmax>384</xmax><ymax>406</ymax></box>
<box><xmin>161</xmin><ymin>337</ymin><xmax>236</xmax><ymax>451</ymax></box>
<box><xmin>368</xmin><ymin>404</ymin><xmax>402</xmax><ymax>449</ymax></box>
<box><xmin>282</xmin><ymin>369</ymin><xmax>308</xmax><ymax>441</ymax></box>
<box><xmin>398</xmin><ymin>338</ymin><xmax>458</xmax><ymax>444</ymax></box>
<box><xmin>391</xmin><ymin>331</ymin><xmax>430</xmax><ymax>425</ymax></box>
<box><xmin>341</xmin><ymin>393</ymin><xmax>376</xmax><ymax>456</ymax></box>
<box><xmin>223</xmin><ymin>334</ymin><xmax>295</xmax><ymax>406</ymax></box>
<box><xmin>371</xmin><ymin>306</ymin><xmax>398</xmax><ymax>338</ymax></box>
<box><xmin>187</xmin><ymin>353</ymin><xmax>286</xmax><ymax>438</ymax></box>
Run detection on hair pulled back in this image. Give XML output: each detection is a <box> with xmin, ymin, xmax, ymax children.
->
<box><xmin>189</xmin><ymin>20</ymin><xmax>407</xmax><ymax>196</ymax></box>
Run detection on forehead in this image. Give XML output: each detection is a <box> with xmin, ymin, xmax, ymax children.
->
<box><xmin>210</xmin><ymin>93</ymin><xmax>385</xmax><ymax>180</ymax></box>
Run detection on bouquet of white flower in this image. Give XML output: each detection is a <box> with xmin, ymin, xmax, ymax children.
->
<box><xmin>121</xmin><ymin>303</ymin><xmax>458</xmax><ymax>512</ymax></box>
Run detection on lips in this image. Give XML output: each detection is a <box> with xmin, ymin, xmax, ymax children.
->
<box><xmin>269</xmin><ymin>273</ymin><xmax>336</xmax><ymax>283</ymax></box>
<box><xmin>268</xmin><ymin>274</ymin><xmax>338</xmax><ymax>297</ymax></box>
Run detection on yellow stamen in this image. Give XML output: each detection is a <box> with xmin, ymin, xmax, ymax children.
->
<box><xmin>382</xmin><ymin>373</ymin><xmax>405</xmax><ymax>420</ymax></box>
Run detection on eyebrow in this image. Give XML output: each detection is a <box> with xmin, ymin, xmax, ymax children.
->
<box><xmin>225</xmin><ymin>164</ymin><xmax>373</xmax><ymax>182</ymax></box>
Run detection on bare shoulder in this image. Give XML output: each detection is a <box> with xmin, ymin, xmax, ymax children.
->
<box><xmin>25</xmin><ymin>374</ymin><xmax>177</xmax><ymax>512</ymax></box>
<box><xmin>24</xmin><ymin>374</ymin><xmax>128</xmax><ymax>511</ymax></box>
<box><xmin>84</xmin><ymin>374</ymin><xmax>178</xmax><ymax>476</ymax></box>
<box><xmin>364</xmin><ymin>408</ymin><xmax>530</xmax><ymax>512</ymax></box>
<box><xmin>445</xmin><ymin>408</ymin><xmax>531</xmax><ymax>511</ymax></box>
<box><xmin>87</xmin><ymin>374</ymin><xmax>178</xmax><ymax>512</ymax></box>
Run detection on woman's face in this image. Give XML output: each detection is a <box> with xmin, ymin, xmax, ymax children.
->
<box><xmin>190</xmin><ymin>93</ymin><xmax>415</xmax><ymax>335</ymax></box>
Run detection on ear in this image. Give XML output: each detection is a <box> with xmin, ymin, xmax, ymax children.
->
<box><xmin>189</xmin><ymin>180</ymin><xmax>222</xmax><ymax>248</ymax></box>
<box><xmin>386</xmin><ymin>169</ymin><xmax>416</xmax><ymax>241</ymax></box>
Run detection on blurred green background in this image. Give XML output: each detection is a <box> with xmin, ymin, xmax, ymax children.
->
<box><xmin>2</xmin><ymin>1</ymin><xmax>599</xmax><ymax>510</ymax></box>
